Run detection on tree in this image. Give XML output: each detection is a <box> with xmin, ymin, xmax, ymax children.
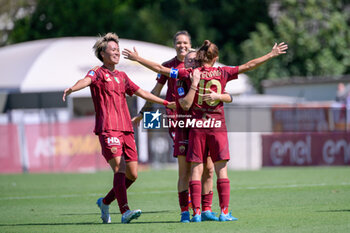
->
<box><xmin>7</xmin><ymin>0</ymin><xmax>272</xmax><ymax>67</ymax></box>
<box><xmin>0</xmin><ymin>0</ymin><xmax>36</xmax><ymax>46</ymax></box>
<box><xmin>241</xmin><ymin>0</ymin><xmax>350</xmax><ymax>92</ymax></box>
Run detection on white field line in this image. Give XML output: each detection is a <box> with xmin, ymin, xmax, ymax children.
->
<box><xmin>1</xmin><ymin>182</ymin><xmax>349</xmax><ymax>201</ymax></box>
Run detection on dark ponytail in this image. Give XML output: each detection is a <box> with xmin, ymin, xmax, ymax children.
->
<box><xmin>196</xmin><ymin>40</ymin><xmax>218</xmax><ymax>66</ymax></box>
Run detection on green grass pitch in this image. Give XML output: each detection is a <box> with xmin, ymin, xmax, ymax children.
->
<box><xmin>0</xmin><ymin>167</ymin><xmax>349</xmax><ymax>233</ymax></box>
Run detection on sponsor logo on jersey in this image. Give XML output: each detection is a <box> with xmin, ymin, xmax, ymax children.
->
<box><xmin>114</xmin><ymin>77</ymin><xmax>120</xmax><ymax>83</ymax></box>
<box><xmin>143</xmin><ymin>110</ymin><xmax>161</xmax><ymax>129</ymax></box>
<box><xmin>156</xmin><ymin>73</ymin><xmax>161</xmax><ymax>80</ymax></box>
<box><xmin>107</xmin><ymin>137</ymin><xmax>120</xmax><ymax>146</ymax></box>
<box><xmin>177</xmin><ymin>87</ymin><xmax>185</xmax><ymax>96</ymax></box>
<box><xmin>88</xmin><ymin>70</ymin><xmax>95</xmax><ymax>76</ymax></box>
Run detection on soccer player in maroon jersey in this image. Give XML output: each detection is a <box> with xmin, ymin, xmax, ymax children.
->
<box><xmin>62</xmin><ymin>32</ymin><xmax>175</xmax><ymax>224</ymax></box>
<box><xmin>131</xmin><ymin>31</ymin><xmax>194</xmax><ymax>223</ymax></box>
<box><xmin>175</xmin><ymin>50</ymin><xmax>233</xmax><ymax>222</ymax></box>
<box><xmin>123</xmin><ymin>39</ymin><xmax>287</xmax><ymax>222</ymax></box>
<box><xmin>129</xmin><ymin>31</ymin><xmax>223</xmax><ymax>222</ymax></box>
<box><xmin>171</xmin><ymin>50</ymin><xmax>234</xmax><ymax>222</ymax></box>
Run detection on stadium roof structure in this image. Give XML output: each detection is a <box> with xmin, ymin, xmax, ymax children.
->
<box><xmin>0</xmin><ymin>37</ymin><xmax>251</xmax><ymax>97</ymax></box>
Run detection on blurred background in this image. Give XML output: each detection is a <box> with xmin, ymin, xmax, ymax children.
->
<box><xmin>0</xmin><ymin>0</ymin><xmax>350</xmax><ymax>173</ymax></box>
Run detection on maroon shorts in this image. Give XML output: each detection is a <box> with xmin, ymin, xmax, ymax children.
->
<box><xmin>173</xmin><ymin>127</ymin><xmax>189</xmax><ymax>157</ymax></box>
<box><xmin>187</xmin><ymin>128</ymin><xmax>230</xmax><ymax>163</ymax></box>
<box><xmin>98</xmin><ymin>131</ymin><xmax>138</xmax><ymax>162</ymax></box>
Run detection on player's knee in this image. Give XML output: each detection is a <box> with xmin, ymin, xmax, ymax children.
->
<box><xmin>206</xmin><ymin>166</ymin><xmax>214</xmax><ymax>178</ymax></box>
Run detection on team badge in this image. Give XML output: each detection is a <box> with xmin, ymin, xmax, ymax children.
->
<box><xmin>111</xmin><ymin>147</ymin><xmax>118</xmax><ymax>154</ymax></box>
<box><xmin>179</xmin><ymin>145</ymin><xmax>185</xmax><ymax>154</ymax></box>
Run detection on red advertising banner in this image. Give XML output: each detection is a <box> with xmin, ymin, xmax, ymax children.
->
<box><xmin>262</xmin><ymin>133</ymin><xmax>350</xmax><ymax>166</ymax></box>
<box><xmin>24</xmin><ymin>118</ymin><xmax>109</xmax><ymax>172</ymax></box>
<box><xmin>0</xmin><ymin>124</ymin><xmax>22</xmax><ymax>173</ymax></box>
<box><xmin>271</xmin><ymin>105</ymin><xmax>330</xmax><ymax>132</ymax></box>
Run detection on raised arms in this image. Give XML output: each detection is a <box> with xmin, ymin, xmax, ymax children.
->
<box><xmin>122</xmin><ymin>47</ymin><xmax>172</xmax><ymax>77</ymax></box>
<box><xmin>238</xmin><ymin>42</ymin><xmax>288</xmax><ymax>74</ymax></box>
<box><xmin>62</xmin><ymin>77</ymin><xmax>92</xmax><ymax>101</ymax></box>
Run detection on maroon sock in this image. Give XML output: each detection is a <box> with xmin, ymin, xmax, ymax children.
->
<box><xmin>103</xmin><ymin>188</ymin><xmax>115</xmax><ymax>205</ymax></box>
<box><xmin>189</xmin><ymin>180</ymin><xmax>202</xmax><ymax>215</ymax></box>
<box><xmin>202</xmin><ymin>191</ymin><xmax>213</xmax><ymax>212</ymax></box>
<box><xmin>178</xmin><ymin>190</ymin><xmax>189</xmax><ymax>212</ymax></box>
<box><xmin>217</xmin><ymin>178</ymin><xmax>230</xmax><ymax>212</ymax></box>
<box><xmin>125</xmin><ymin>177</ymin><xmax>135</xmax><ymax>189</ymax></box>
<box><xmin>113</xmin><ymin>172</ymin><xmax>129</xmax><ymax>214</ymax></box>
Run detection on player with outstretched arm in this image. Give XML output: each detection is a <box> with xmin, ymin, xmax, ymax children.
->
<box><xmin>63</xmin><ymin>32</ymin><xmax>175</xmax><ymax>224</ymax></box>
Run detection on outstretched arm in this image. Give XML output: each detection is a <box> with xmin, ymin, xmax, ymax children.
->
<box><xmin>134</xmin><ymin>88</ymin><xmax>176</xmax><ymax>110</ymax></box>
<box><xmin>122</xmin><ymin>47</ymin><xmax>172</xmax><ymax>77</ymax></box>
<box><xmin>238</xmin><ymin>42</ymin><xmax>288</xmax><ymax>74</ymax></box>
<box><xmin>63</xmin><ymin>77</ymin><xmax>91</xmax><ymax>101</ymax></box>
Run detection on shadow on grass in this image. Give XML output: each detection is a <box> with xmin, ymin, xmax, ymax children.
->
<box><xmin>317</xmin><ymin>209</ymin><xmax>350</xmax><ymax>212</ymax></box>
<box><xmin>60</xmin><ymin>210</ymin><xmax>173</xmax><ymax>216</ymax></box>
<box><xmin>0</xmin><ymin>220</ymin><xmax>180</xmax><ymax>227</ymax></box>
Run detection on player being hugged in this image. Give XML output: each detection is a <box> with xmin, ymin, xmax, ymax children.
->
<box><xmin>63</xmin><ymin>32</ymin><xmax>174</xmax><ymax>224</ymax></box>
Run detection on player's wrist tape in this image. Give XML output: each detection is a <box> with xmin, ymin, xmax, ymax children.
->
<box><xmin>163</xmin><ymin>100</ymin><xmax>169</xmax><ymax>106</ymax></box>
<box><xmin>170</xmin><ymin>68</ymin><xmax>178</xmax><ymax>79</ymax></box>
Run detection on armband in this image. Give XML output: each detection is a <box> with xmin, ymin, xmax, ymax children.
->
<box><xmin>170</xmin><ymin>68</ymin><xmax>178</xmax><ymax>79</ymax></box>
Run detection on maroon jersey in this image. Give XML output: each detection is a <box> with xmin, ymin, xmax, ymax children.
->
<box><xmin>156</xmin><ymin>57</ymin><xmax>185</xmax><ymax>103</ymax></box>
<box><xmin>178</xmin><ymin>66</ymin><xmax>239</xmax><ymax>123</ymax></box>
<box><xmin>86</xmin><ymin>66</ymin><xmax>140</xmax><ymax>134</ymax></box>
<box><xmin>174</xmin><ymin>77</ymin><xmax>191</xmax><ymax>116</ymax></box>
<box><xmin>157</xmin><ymin>57</ymin><xmax>185</xmax><ymax>140</ymax></box>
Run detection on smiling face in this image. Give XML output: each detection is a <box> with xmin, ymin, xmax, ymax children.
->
<box><xmin>174</xmin><ymin>34</ymin><xmax>191</xmax><ymax>62</ymax></box>
<box><xmin>101</xmin><ymin>41</ymin><xmax>120</xmax><ymax>65</ymax></box>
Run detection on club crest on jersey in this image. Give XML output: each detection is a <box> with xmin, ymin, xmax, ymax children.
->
<box><xmin>88</xmin><ymin>70</ymin><xmax>95</xmax><ymax>76</ymax></box>
<box><xmin>114</xmin><ymin>77</ymin><xmax>120</xmax><ymax>83</ymax></box>
<box><xmin>105</xmin><ymin>74</ymin><xmax>112</xmax><ymax>81</ymax></box>
<box><xmin>111</xmin><ymin>147</ymin><xmax>118</xmax><ymax>154</ymax></box>
<box><xmin>179</xmin><ymin>145</ymin><xmax>185</xmax><ymax>154</ymax></box>
<box><xmin>177</xmin><ymin>87</ymin><xmax>185</xmax><ymax>96</ymax></box>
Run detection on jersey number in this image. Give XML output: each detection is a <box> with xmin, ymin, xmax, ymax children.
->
<box><xmin>197</xmin><ymin>79</ymin><xmax>222</xmax><ymax>106</ymax></box>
